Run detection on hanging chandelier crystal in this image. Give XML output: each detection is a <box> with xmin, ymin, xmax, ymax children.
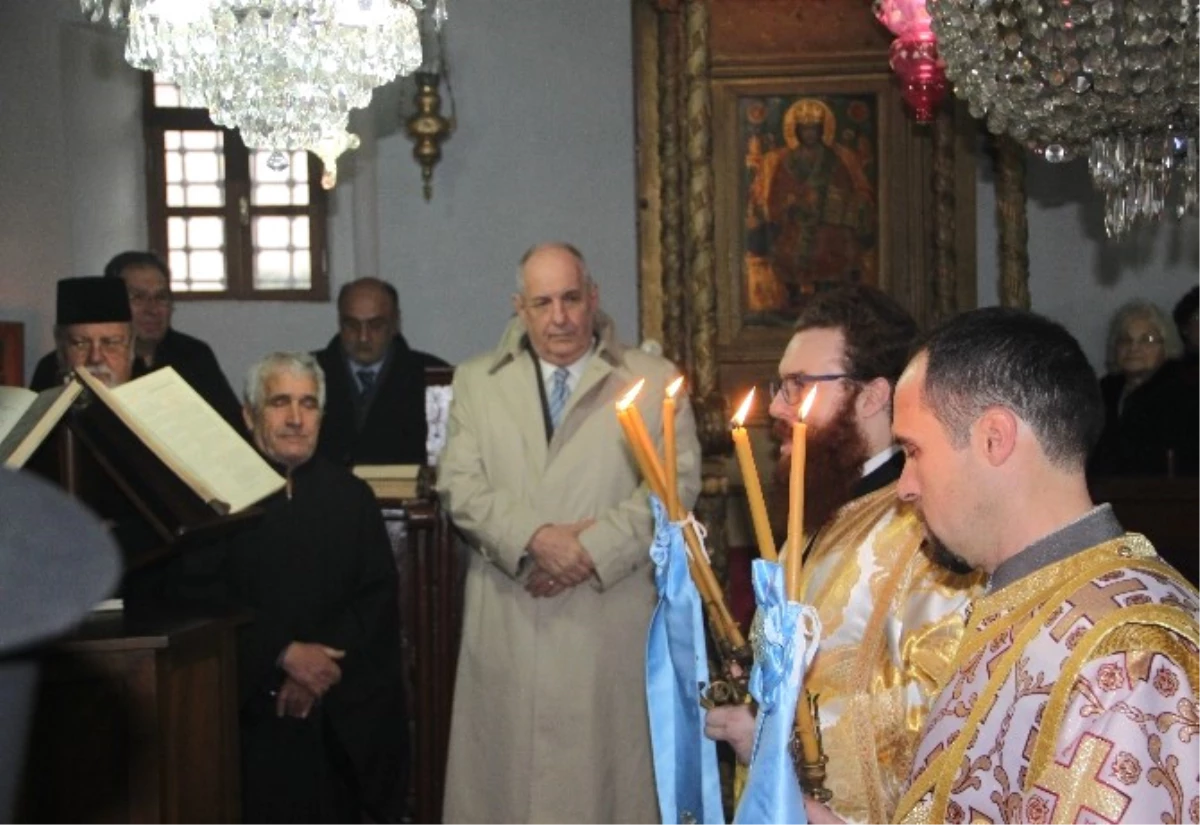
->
<box><xmin>80</xmin><ymin>0</ymin><xmax>437</xmax><ymax>185</ymax></box>
<box><xmin>927</xmin><ymin>0</ymin><xmax>1198</xmax><ymax>235</ymax></box>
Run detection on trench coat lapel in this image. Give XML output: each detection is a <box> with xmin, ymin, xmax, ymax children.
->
<box><xmin>493</xmin><ymin>353</ymin><xmax>549</xmax><ymax>470</ymax></box>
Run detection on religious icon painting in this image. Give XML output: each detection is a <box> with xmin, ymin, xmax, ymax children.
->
<box><xmin>713</xmin><ymin>74</ymin><xmax>896</xmax><ymax>352</ymax></box>
<box><xmin>739</xmin><ymin>93</ymin><xmax>880</xmax><ymax>324</ymax></box>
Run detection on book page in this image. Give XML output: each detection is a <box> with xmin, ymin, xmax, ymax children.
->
<box><xmin>0</xmin><ymin>386</ymin><xmax>36</xmax><ymax>441</ymax></box>
<box><xmin>0</xmin><ymin>382</ymin><xmax>82</xmax><ymax>468</ymax></box>
<box><xmin>91</xmin><ymin>367</ymin><xmax>284</xmax><ymax>513</ymax></box>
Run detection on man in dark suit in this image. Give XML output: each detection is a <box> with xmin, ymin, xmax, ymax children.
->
<box><xmin>30</xmin><ymin>251</ymin><xmax>244</xmax><ymax>432</ymax></box>
<box><xmin>313</xmin><ymin>277</ymin><xmax>447</xmax><ymax>466</ymax></box>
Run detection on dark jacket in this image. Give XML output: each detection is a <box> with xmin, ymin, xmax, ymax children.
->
<box><xmin>1090</xmin><ymin>359</ymin><xmax>1199</xmax><ymax>477</ymax></box>
<box><xmin>31</xmin><ymin>328</ymin><xmax>244</xmax><ymax>435</ymax></box>
<box><xmin>313</xmin><ymin>333</ymin><xmax>448</xmax><ymax>466</ymax></box>
<box><xmin>228</xmin><ymin>454</ymin><xmax>408</xmax><ymax>822</ymax></box>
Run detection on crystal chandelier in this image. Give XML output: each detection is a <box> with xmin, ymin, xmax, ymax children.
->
<box><xmin>80</xmin><ymin>0</ymin><xmax>442</xmax><ymax>186</ymax></box>
<box><xmin>927</xmin><ymin>0</ymin><xmax>1198</xmax><ymax>235</ymax></box>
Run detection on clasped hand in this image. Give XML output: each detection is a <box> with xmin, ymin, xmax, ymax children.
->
<box><xmin>525</xmin><ymin>519</ymin><xmax>595</xmax><ymax>597</ymax></box>
<box><xmin>280</xmin><ymin>641</ymin><xmax>345</xmax><ymax>697</ymax></box>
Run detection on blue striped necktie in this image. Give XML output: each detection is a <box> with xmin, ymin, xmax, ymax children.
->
<box><xmin>548</xmin><ymin>367</ymin><xmax>571</xmax><ymax>429</ymax></box>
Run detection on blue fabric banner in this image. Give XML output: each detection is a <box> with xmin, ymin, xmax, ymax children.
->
<box><xmin>732</xmin><ymin>559</ymin><xmax>821</xmax><ymax>825</ymax></box>
<box><xmin>645</xmin><ymin>496</ymin><xmax>725</xmax><ymax>825</ymax></box>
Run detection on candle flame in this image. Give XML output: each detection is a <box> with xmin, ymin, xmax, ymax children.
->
<box><xmin>617</xmin><ymin>378</ymin><xmax>646</xmax><ymax>411</ymax></box>
<box><xmin>666</xmin><ymin>376</ymin><xmax>684</xmax><ymax>398</ymax></box>
<box><xmin>799</xmin><ymin>385</ymin><xmax>818</xmax><ymax>420</ymax></box>
<box><xmin>731</xmin><ymin>388</ymin><xmax>756</xmax><ymax>427</ymax></box>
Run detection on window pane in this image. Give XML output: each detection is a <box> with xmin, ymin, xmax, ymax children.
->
<box><xmin>253</xmin><ymin>216</ymin><xmax>292</xmax><ymax>249</ymax></box>
<box><xmin>251</xmin><ymin>215</ymin><xmax>312</xmax><ymax>290</ymax></box>
<box><xmin>292</xmin><ymin>217</ymin><xmax>310</xmax><ymax>248</ymax></box>
<box><xmin>168</xmin><ymin>217</ymin><xmax>227</xmax><ymax>292</ymax></box>
<box><xmin>183</xmin><ymin>151</ymin><xmax>220</xmax><ymax>183</ymax></box>
<box><xmin>155</xmin><ymin>82</ymin><xmax>180</xmax><ymax>108</ymax></box>
<box><xmin>165</xmin><ymin>129</ymin><xmax>225</xmax><ymax>207</ymax></box>
<box><xmin>253</xmin><ymin>184</ymin><xmax>292</xmax><ymax>206</ymax></box>
<box><xmin>187</xmin><ymin>216</ymin><xmax>224</xmax><ymax>249</ymax></box>
<box><xmin>251</xmin><ymin>149</ymin><xmax>310</xmax><ymax>206</ymax></box>
<box><xmin>190</xmin><ymin>251</ymin><xmax>226</xmax><ymax>287</ymax></box>
<box><xmin>182</xmin><ymin>131</ymin><xmax>221</xmax><ymax>150</ymax></box>
<box><xmin>254</xmin><ymin>251</ymin><xmax>293</xmax><ymax>289</ymax></box>
<box><xmin>292</xmin><ymin>251</ymin><xmax>312</xmax><ymax>280</ymax></box>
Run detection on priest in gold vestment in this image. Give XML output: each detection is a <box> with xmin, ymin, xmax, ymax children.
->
<box><xmin>705</xmin><ymin>287</ymin><xmax>982</xmax><ymax>823</ymax></box>
<box><xmin>807</xmin><ymin>307</ymin><xmax>1199</xmax><ymax>825</ymax></box>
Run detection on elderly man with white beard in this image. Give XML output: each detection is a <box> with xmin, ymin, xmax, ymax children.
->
<box><xmin>49</xmin><ymin>277</ymin><xmax>137</xmax><ymax>389</ymax></box>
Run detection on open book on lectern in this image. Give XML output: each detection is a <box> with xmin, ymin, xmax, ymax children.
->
<box><xmin>0</xmin><ymin>380</ymin><xmax>84</xmax><ymax>469</ymax></box>
<box><xmin>73</xmin><ymin>366</ymin><xmax>285</xmax><ymax>520</ymax></box>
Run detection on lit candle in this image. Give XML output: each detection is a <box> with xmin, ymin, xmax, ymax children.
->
<box><xmin>618</xmin><ymin>380</ymin><xmax>748</xmax><ymax>654</ymax></box>
<box><xmin>730</xmin><ymin>389</ymin><xmax>777</xmax><ymax>562</ymax></box>
<box><xmin>786</xmin><ymin>386</ymin><xmax>823</xmax><ymax>772</ymax></box>
<box><xmin>616</xmin><ymin>379</ymin><xmax>668</xmax><ymax>501</ymax></box>
<box><xmin>785</xmin><ymin>387</ymin><xmax>817</xmax><ymax>601</ymax></box>
<box><xmin>663</xmin><ymin>377</ymin><xmax>684</xmax><ymax>519</ymax></box>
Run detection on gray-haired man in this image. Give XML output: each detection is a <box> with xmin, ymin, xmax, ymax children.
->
<box><xmin>225</xmin><ymin>352</ymin><xmax>408</xmax><ymax>823</ymax></box>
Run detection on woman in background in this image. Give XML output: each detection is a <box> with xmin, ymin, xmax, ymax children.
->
<box><xmin>1090</xmin><ymin>299</ymin><xmax>1198</xmax><ymax>476</ymax></box>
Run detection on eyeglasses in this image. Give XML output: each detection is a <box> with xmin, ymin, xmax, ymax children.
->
<box><xmin>128</xmin><ymin>289</ymin><xmax>172</xmax><ymax>307</ymax></box>
<box><xmin>1116</xmin><ymin>332</ymin><xmax>1163</xmax><ymax>348</ymax></box>
<box><xmin>768</xmin><ymin>372</ymin><xmax>856</xmax><ymax>405</ymax></box>
<box><xmin>64</xmin><ymin>335</ymin><xmax>130</xmax><ymax>356</ymax></box>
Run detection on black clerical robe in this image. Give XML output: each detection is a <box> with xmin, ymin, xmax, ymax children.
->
<box><xmin>314</xmin><ymin>334</ymin><xmax>447</xmax><ymax>466</ymax></box>
<box><xmin>226</xmin><ymin>454</ymin><xmax>408</xmax><ymax>823</ymax></box>
<box><xmin>30</xmin><ymin>328</ymin><xmax>245</xmax><ymax>434</ymax></box>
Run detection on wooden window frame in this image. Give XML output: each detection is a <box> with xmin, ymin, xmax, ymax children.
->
<box><xmin>142</xmin><ymin>74</ymin><xmax>330</xmax><ymax>302</ymax></box>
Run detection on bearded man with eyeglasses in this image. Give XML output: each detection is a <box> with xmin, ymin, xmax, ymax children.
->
<box><xmin>31</xmin><ymin>252</ymin><xmax>244</xmax><ymax>432</ymax></box>
<box><xmin>45</xmin><ymin>276</ymin><xmax>137</xmax><ymax>388</ymax></box>
<box><xmin>704</xmin><ymin>285</ymin><xmax>981</xmax><ymax>823</ymax></box>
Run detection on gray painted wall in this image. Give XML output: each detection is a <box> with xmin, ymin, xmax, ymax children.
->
<box><xmin>1</xmin><ymin>0</ymin><xmax>1196</xmax><ymax>392</ymax></box>
<box><xmin>1</xmin><ymin>0</ymin><xmax>641</xmax><ymax>389</ymax></box>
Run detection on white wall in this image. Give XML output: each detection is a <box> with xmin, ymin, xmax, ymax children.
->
<box><xmin>1</xmin><ymin>0</ymin><xmax>640</xmax><ymax>388</ymax></box>
<box><xmin>976</xmin><ymin>144</ymin><xmax>1199</xmax><ymax>372</ymax></box>
<box><xmin>1</xmin><ymin>0</ymin><xmax>1195</xmax><ymax>387</ymax></box>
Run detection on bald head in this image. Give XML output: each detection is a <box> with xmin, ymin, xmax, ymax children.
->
<box><xmin>513</xmin><ymin>243</ymin><xmax>599</xmax><ymax>366</ymax></box>
<box><xmin>337</xmin><ymin>277</ymin><xmax>400</xmax><ymax>366</ymax></box>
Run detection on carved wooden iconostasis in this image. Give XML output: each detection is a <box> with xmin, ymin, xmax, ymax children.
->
<box><xmin>633</xmin><ymin>0</ymin><xmax>979</xmax><ymax>563</ymax></box>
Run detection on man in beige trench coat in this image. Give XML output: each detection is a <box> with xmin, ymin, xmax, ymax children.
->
<box><xmin>437</xmin><ymin>243</ymin><xmax>702</xmax><ymax>823</ymax></box>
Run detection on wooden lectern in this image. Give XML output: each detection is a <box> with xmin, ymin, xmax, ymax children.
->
<box><xmin>17</xmin><ymin>394</ymin><xmax>257</xmax><ymax>823</ymax></box>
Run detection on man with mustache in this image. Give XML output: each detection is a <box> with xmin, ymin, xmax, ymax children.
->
<box><xmin>48</xmin><ymin>276</ymin><xmax>137</xmax><ymax>389</ymax></box>
<box><xmin>705</xmin><ymin>286</ymin><xmax>980</xmax><ymax>823</ymax></box>
<box><xmin>806</xmin><ymin>308</ymin><xmax>1198</xmax><ymax>825</ymax></box>
<box><xmin>313</xmin><ymin>277</ymin><xmax>448</xmax><ymax>466</ymax></box>
<box><xmin>32</xmin><ymin>253</ymin><xmax>244</xmax><ymax>432</ymax></box>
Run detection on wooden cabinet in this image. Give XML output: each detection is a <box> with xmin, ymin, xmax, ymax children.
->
<box><xmin>18</xmin><ymin>612</ymin><xmax>242</xmax><ymax>824</ymax></box>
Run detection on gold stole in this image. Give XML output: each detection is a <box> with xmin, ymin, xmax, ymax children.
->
<box><xmin>892</xmin><ymin>535</ymin><xmax>1196</xmax><ymax>823</ymax></box>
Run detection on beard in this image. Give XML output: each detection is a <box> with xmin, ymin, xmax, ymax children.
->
<box><xmin>922</xmin><ymin>529</ymin><xmax>975</xmax><ymax>575</ymax></box>
<box><xmin>769</xmin><ymin>388</ymin><xmax>871</xmax><ymax>537</ymax></box>
<box><xmin>81</xmin><ymin>364</ymin><xmax>118</xmax><ymax>388</ymax></box>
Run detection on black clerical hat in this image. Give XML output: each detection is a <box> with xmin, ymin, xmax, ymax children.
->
<box><xmin>56</xmin><ymin>276</ymin><xmax>132</xmax><ymax>326</ymax></box>
<box><xmin>0</xmin><ymin>469</ymin><xmax>121</xmax><ymax>819</ymax></box>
